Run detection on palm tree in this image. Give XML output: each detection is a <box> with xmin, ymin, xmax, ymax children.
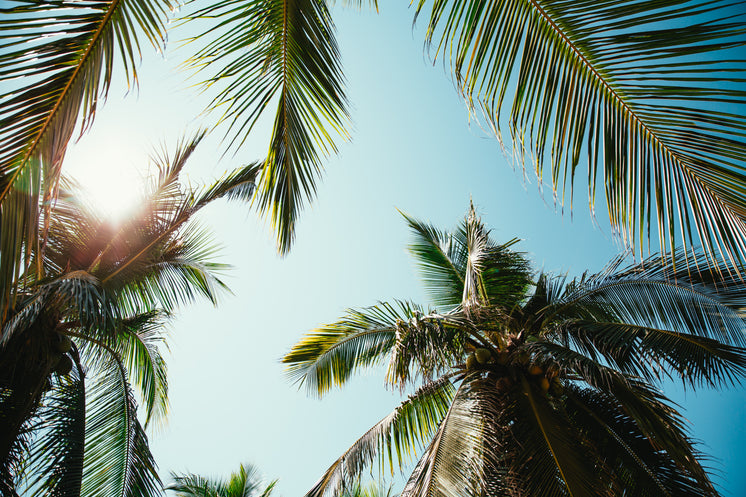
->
<box><xmin>168</xmin><ymin>462</ymin><xmax>278</xmax><ymax>497</ymax></box>
<box><xmin>283</xmin><ymin>203</ymin><xmax>746</xmax><ymax>497</ymax></box>
<box><xmin>0</xmin><ymin>134</ymin><xmax>260</xmax><ymax>496</ymax></box>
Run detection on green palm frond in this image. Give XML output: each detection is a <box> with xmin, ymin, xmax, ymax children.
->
<box><xmin>116</xmin><ymin>311</ymin><xmax>170</xmax><ymax>430</ymax></box>
<box><xmin>79</xmin><ymin>349</ymin><xmax>161</xmax><ymax>497</ymax></box>
<box><xmin>414</xmin><ymin>0</ymin><xmax>746</xmax><ymax>267</ymax></box>
<box><xmin>305</xmin><ymin>377</ymin><xmax>454</xmax><ymax>497</ymax></box>
<box><xmin>400</xmin><ymin>381</ymin><xmax>484</xmax><ymax>497</ymax></box>
<box><xmin>24</xmin><ymin>362</ymin><xmax>86</xmax><ymax>497</ymax></box>
<box><xmin>185</xmin><ymin>0</ymin><xmax>349</xmax><ymax>253</ymax></box>
<box><xmin>403</xmin><ymin>208</ymin><xmax>532</xmax><ymax>312</ymax></box>
<box><xmin>558</xmin><ymin>320</ymin><xmax>746</xmax><ymax>388</ymax></box>
<box><xmin>563</xmin><ymin>385</ymin><xmax>718</xmax><ymax>497</ymax></box>
<box><xmin>283</xmin><ymin>301</ymin><xmax>409</xmax><ymax>396</ymax></box>
<box><xmin>532</xmin><ymin>340</ymin><xmax>709</xmax><ymax>476</ymax></box>
<box><xmin>112</xmin><ymin>220</ymin><xmax>230</xmax><ymax>313</ymax></box>
<box><xmin>548</xmin><ymin>253</ymin><xmax>746</xmax><ymax>350</ymax></box>
<box><xmin>0</xmin><ymin>0</ymin><xmax>173</xmax><ymax>315</ymax></box>
<box><xmin>168</xmin><ymin>462</ymin><xmax>277</xmax><ymax>497</ymax></box>
<box><xmin>195</xmin><ymin>162</ymin><xmax>262</xmax><ymax>208</ymax></box>
<box><xmin>512</xmin><ymin>376</ymin><xmax>598</xmax><ymax>497</ymax></box>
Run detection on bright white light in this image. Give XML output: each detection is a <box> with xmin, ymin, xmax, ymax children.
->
<box><xmin>63</xmin><ymin>136</ymin><xmax>148</xmax><ymax>224</ymax></box>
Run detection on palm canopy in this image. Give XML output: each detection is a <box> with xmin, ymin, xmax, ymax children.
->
<box><xmin>284</xmin><ymin>204</ymin><xmax>746</xmax><ymax>497</ymax></box>
<box><xmin>0</xmin><ymin>135</ymin><xmax>260</xmax><ymax>496</ymax></box>
<box><xmin>413</xmin><ymin>0</ymin><xmax>746</xmax><ymax>268</ymax></box>
<box><xmin>0</xmin><ymin>0</ymin><xmax>175</xmax><ymax>318</ymax></box>
<box><xmin>168</xmin><ymin>462</ymin><xmax>278</xmax><ymax>497</ymax></box>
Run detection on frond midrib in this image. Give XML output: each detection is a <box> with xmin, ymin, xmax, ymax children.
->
<box><xmin>520</xmin><ymin>0</ymin><xmax>745</xmax><ymax>236</ymax></box>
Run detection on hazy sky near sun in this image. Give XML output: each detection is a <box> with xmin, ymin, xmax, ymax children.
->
<box><xmin>62</xmin><ymin>2</ymin><xmax>746</xmax><ymax>496</ymax></box>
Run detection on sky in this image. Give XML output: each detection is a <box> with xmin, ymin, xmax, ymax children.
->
<box><xmin>62</xmin><ymin>2</ymin><xmax>746</xmax><ymax>496</ymax></box>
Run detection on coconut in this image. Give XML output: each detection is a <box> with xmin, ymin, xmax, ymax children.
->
<box><xmin>54</xmin><ymin>333</ymin><xmax>72</xmax><ymax>353</ymax></box>
<box><xmin>550</xmin><ymin>377</ymin><xmax>563</xmax><ymax>396</ymax></box>
<box><xmin>528</xmin><ymin>365</ymin><xmax>543</xmax><ymax>376</ymax></box>
<box><xmin>55</xmin><ymin>354</ymin><xmax>73</xmax><ymax>376</ymax></box>
<box><xmin>466</xmin><ymin>354</ymin><xmax>478</xmax><ymax>370</ymax></box>
<box><xmin>475</xmin><ymin>348</ymin><xmax>491</xmax><ymax>364</ymax></box>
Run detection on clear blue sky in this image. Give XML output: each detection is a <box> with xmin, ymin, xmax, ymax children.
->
<box><xmin>64</xmin><ymin>2</ymin><xmax>746</xmax><ymax>495</ymax></box>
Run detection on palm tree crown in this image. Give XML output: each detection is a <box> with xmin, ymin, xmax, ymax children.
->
<box><xmin>0</xmin><ymin>135</ymin><xmax>260</xmax><ymax>496</ymax></box>
<box><xmin>284</xmin><ymin>204</ymin><xmax>746</xmax><ymax>497</ymax></box>
<box><xmin>168</xmin><ymin>462</ymin><xmax>278</xmax><ymax>497</ymax></box>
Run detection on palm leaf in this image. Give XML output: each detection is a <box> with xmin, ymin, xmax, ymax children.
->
<box><xmin>185</xmin><ymin>0</ymin><xmax>349</xmax><ymax>253</ymax></box>
<box><xmin>548</xmin><ymin>253</ymin><xmax>746</xmax><ymax>351</ymax></box>
<box><xmin>563</xmin><ymin>385</ymin><xmax>718</xmax><ymax>497</ymax></box>
<box><xmin>24</xmin><ymin>361</ymin><xmax>86</xmax><ymax>497</ymax></box>
<box><xmin>168</xmin><ymin>463</ymin><xmax>277</xmax><ymax>497</ymax></box>
<box><xmin>413</xmin><ymin>0</ymin><xmax>746</xmax><ymax>268</ymax></box>
<box><xmin>506</xmin><ymin>376</ymin><xmax>598</xmax><ymax>497</ymax></box>
<box><xmin>304</xmin><ymin>377</ymin><xmax>454</xmax><ymax>497</ymax></box>
<box><xmin>0</xmin><ymin>0</ymin><xmax>172</xmax><ymax>315</ymax></box>
<box><xmin>79</xmin><ymin>347</ymin><xmax>161</xmax><ymax>497</ymax></box>
<box><xmin>400</xmin><ymin>380</ymin><xmax>485</xmax><ymax>497</ymax></box>
<box><xmin>116</xmin><ymin>311</ymin><xmax>170</xmax><ymax>430</ymax></box>
<box><xmin>403</xmin><ymin>207</ymin><xmax>532</xmax><ymax>312</ymax></box>
<box><xmin>283</xmin><ymin>301</ymin><xmax>410</xmax><ymax>396</ymax></box>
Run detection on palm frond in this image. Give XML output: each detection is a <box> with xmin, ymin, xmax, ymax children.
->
<box><xmin>548</xmin><ymin>253</ymin><xmax>746</xmax><ymax>352</ymax></box>
<box><xmin>185</xmin><ymin>0</ymin><xmax>349</xmax><ymax>253</ymax></box>
<box><xmin>24</xmin><ymin>362</ymin><xmax>86</xmax><ymax>497</ymax></box>
<box><xmin>0</xmin><ymin>0</ymin><xmax>173</xmax><ymax>314</ymax></box>
<box><xmin>414</xmin><ymin>0</ymin><xmax>746</xmax><ymax>268</ymax></box>
<box><xmin>530</xmin><ymin>340</ymin><xmax>711</xmax><ymax>480</ymax></box>
<box><xmin>559</xmin><ymin>320</ymin><xmax>746</xmax><ymax>389</ymax></box>
<box><xmin>168</xmin><ymin>473</ymin><xmax>222</xmax><ymax>497</ymax></box>
<box><xmin>283</xmin><ymin>302</ymin><xmax>409</xmax><ymax>396</ymax></box>
<box><xmin>510</xmin><ymin>376</ymin><xmax>598</xmax><ymax>497</ymax></box>
<box><xmin>79</xmin><ymin>348</ymin><xmax>161</xmax><ymax>497</ymax></box>
<box><xmin>400</xmin><ymin>381</ymin><xmax>484</xmax><ymax>497</ymax></box>
<box><xmin>195</xmin><ymin>162</ymin><xmax>262</xmax><ymax>209</ymax></box>
<box><xmin>563</xmin><ymin>385</ymin><xmax>718</xmax><ymax>497</ymax></box>
<box><xmin>116</xmin><ymin>311</ymin><xmax>170</xmax><ymax>430</ymax></box>
<box><xmin>304</xmin><ymin>377</ymin><xmax>454</xmax><ymax>497</ymax></box>
<box><xmin>402</xmin><ymin>212</ymin><xmax>467</xmax><ymax>310</ymax></box>
<box><xmin>403</xmin><ymin>207</ymin><xmax>532</xmax><ymax>312</ymax></box>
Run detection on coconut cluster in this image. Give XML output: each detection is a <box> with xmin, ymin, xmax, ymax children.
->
<box><xmin>462</xmin><ymin>336</ymin><xmax>563</xmax><ymax>397</ymax></box>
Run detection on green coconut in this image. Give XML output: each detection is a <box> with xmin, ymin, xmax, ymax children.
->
<box><xmin>55</xmin><ymin>354</ymin><xmax>73</xmax><ymax>376</ymax></box>
<box><xmin>54</xmin><ymin>333</ymin><xmax>72</xmax><ymax>353</ymax></box>
<box><xmin>475</xmin><ymin>348</ymin><xmax>491</xmax><ymax>364</ymax></box>
<box><xmin>466</xmin><ymin>354</ymin><xmax>478</xmax><ymax>370</ymax></box>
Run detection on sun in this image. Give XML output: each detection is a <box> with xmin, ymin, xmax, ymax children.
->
<box><xmin>63</xmin><ymin>137</ymin><xmax>148</xmax><ymax>224</ymax></box>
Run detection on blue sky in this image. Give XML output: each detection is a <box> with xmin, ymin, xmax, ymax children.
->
<box><xmin>63</xmin><ymin>2</ymin><xmax>746</xmax><ymax>495</ymax></box>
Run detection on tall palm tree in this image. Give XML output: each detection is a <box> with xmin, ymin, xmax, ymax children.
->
<box><xmin>0</xmin><ymin>134</ymin><xmax>260</xmax><ymax>496</ymax></box>
<box><xmin>283</xmin><ymin>204</ymin><xmax>746</xmax><ymax>497</ymax></box>
<box><xmin>168</xmin><ymin>462</ymin><xmax>278</xmax><ymax>497</ymax></box>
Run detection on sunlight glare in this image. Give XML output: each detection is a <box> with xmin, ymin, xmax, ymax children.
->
<box><xmin>63</xmin><ymin>138</ymin><xmax>148</xmax><ymax>224</ymax></box>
